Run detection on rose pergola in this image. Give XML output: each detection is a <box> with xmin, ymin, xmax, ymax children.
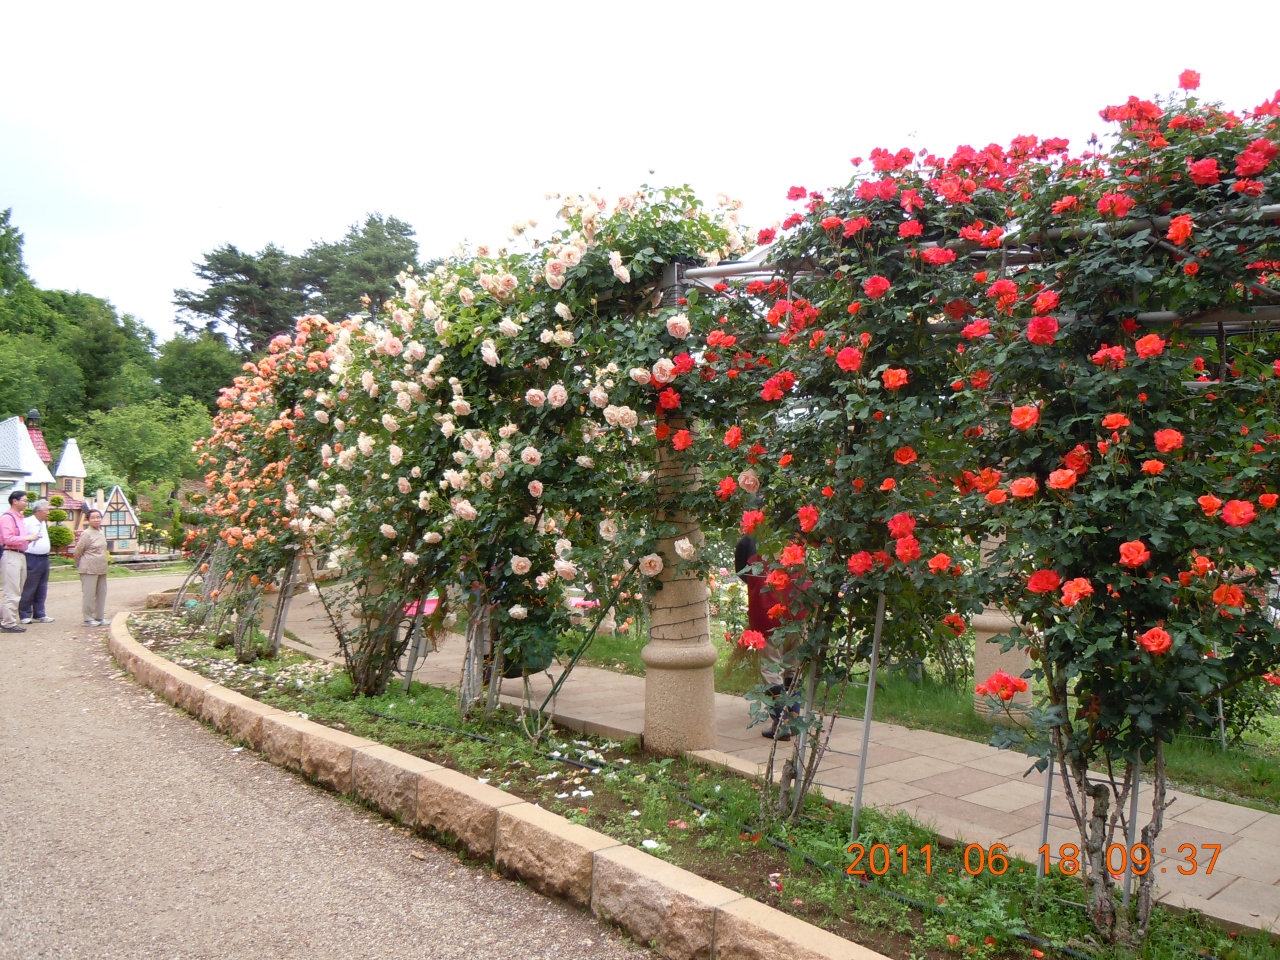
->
<box><xmin>194</xmin><ymin>75</ymin><xmax>1279</xmax><ymax>944</ymax></box>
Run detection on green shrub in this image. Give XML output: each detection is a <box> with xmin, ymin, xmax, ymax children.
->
<box><xmin>48</xmin><ymin>525</ymin><xmax>74</xmax><ymax>549</ymax></box>
<box><xmin>50</xmin><ymin>495</ymin><xmax>64</xmax><ymax>507</ymax></box>
<box><xmin>47</xmin><ymin>508</ymin><xmax>67</xmax><ymax>523</ymax></box>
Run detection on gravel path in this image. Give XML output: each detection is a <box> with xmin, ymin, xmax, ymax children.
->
<box><xmin>0</xmin><ymin>576</ymin><xmax>648</xmax><ymax>960</ymax></box>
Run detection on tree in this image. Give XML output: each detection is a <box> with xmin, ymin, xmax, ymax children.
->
<box><xmin>0</xmin><ymin>208</ymin><xmax>26</xmax><ymax>295</ymax></box>
<box><xmin>81</xmin><ymin>452</ymin><xmax>129</xmax><ymax>500</ymax></box>
<box><xmin>155</xmin><ymin>331</ymin><xmax>244</xmax><ymax>413</ymax></box>
<box><xmin>174</xmin><ymin>243</ymin><xmax>305</xmax><ymax>354</ymax></box>
<box><xmin>296</xmin><ymin>214</ymin><xmax>420</xmax><ymax>320</ymax></box>
<box><xmin>78</xmin><ymin>398</ymin><xmax>210</xmax><ymax>487</ymax></box>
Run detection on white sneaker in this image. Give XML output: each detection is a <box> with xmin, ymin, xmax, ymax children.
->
<box><xmin>84</xmin><ymin>620</ymin><xmax>97</xmax><ymax>626</ymax></box>
<box><xmin>20</xmin><ymin>617</ymin><xmax>32</xmax><ymax>624</ymax></box>
<box><xmin>35</xmin><ymin>616</ymin><xmax>54</xmax><ymax>623</ymax></box>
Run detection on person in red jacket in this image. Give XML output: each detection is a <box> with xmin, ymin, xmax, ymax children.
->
<box><xmin>736</xmin><ymin>536</ymin><xmax>802</xmax><ymax>739</ymax></box>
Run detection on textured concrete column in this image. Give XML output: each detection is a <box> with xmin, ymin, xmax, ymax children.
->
<box><xmin>972</xmin><ymin>606</ymin><xmax>1033</xmax><ymax>714</ymax></box>
<box><xmin>641</xmin><ymin>415</ymin><xmax>718</xmax><ymax>755</ymax></box>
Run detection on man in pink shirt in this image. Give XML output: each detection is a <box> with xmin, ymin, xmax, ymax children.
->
<box><xmin>1</xmin><ymin>489</ymin><xmax>39</xmax><ymax>633</ymax></box>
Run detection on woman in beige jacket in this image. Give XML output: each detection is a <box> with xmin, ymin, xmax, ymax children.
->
<box><xmin>73</xmin><ymin>509</ymin><xmax>109</xmax><ymax>626</ymax></box>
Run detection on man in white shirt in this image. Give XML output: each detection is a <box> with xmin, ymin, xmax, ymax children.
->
<box><xmin>20</xmin><ymin>499</ymin><xmax>54</xmax><ymax>624</ymax></box>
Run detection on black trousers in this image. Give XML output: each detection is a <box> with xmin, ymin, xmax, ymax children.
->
<box><xmin>19</xmin><ymin>553</ymin><xmax>49</xmax><ymax>620</ymax></box>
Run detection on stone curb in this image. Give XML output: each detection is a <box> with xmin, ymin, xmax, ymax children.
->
<box><xmin>107</xmin><ymin>613</ymin><xmax>891</xmax><ymax>960</ymax></box>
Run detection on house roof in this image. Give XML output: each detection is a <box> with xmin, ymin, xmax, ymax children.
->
<box><xmin>27</xmin><ymin>425</ymin><xmax>51</xmax><ymax>464</ymax></box>
<box><xmin>54</xmin><ymin>438</ymin><xmax>87</xmax><ymax>478</ymax></box>
<box><xmin>0</xmin><ymin>417</ymin><xmax>45</xmax><ymax>483</ymax></box>
<box><xmin>1</xmin><ymin>418</ymin><xmax>56</xmax><ymax>486</ymax></box>
<box><xmin>105</xmin><ymin>485</ymin><xmax>139</xmax><ymax>525</ymax></box>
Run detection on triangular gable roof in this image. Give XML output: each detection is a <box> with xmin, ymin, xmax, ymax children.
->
<box><xmin>0</xmin><ymin>417</ymin><xmax>50</xmax><ymax>484</ymax></box>
<box><xmin>4</xmin><ymin>417</ymin><xmax>55</xmax><ymax>485</ymax></box>
<box><xmin>104</xmin><ymin>485</ymin><xmax>139</xmax><ymax>525</ymax></box>
<box><xmin>54</xmin><ymin>438</ymin><xmax>87</xmax><ymax>478</ymax></box>
<box><xmin>27</xmin><ymin>425</ymin><xmax>51</xmax><ymax>464</ymax></box>
<box><xmin>0</xmin><ymin>420</ymin><xmax>26</xmax><ymax>476</ymax></box>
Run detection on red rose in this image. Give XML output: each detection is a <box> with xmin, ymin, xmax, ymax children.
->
<box><xmin>847</xmin><ymin>551</ymin><xmax>873</xmax><ymax>576</ymax></box>
<box><xmin>756</xmin><ymin>228</ymin><xmax>776</xmax><ymax>245</ymax></box>
<box><xmin>779</xmin><ymin>453</ymin><xmax>792</xmax><ymax>467</ymax></box>
<box><xmin>1197</xmin><ymin>494</ymin><xmax>1223</xmax><ymax>516</ymax></box>
<box><xmin>820</xmin><ymin>215</ymin><xmax>843</xmax><ymax>231</ymax></box>
<box><xmin>1213</xmin><ymin>583</ymin><xmax>1245</xmax><ymax>610</ymax></box>
<box><xmin>843</xmin><ymin>217</ymin><xmax>871</xmax><ymax>237</ymax></box>
<box><xmin>739</xmin><ymin>630</ymin><xmax>766</xmax><ymax>651</ymax></box>
<box><xmin>921</xmin><ymin>247</ymin><xmax>957</xmax><ymax>265</ymax></box>
<box><xmin>1119</xmin><ymin>540</ymin><xmax>1151</xmax><ymax>568</ymax></box>
<box><xmin>1097</xmin><ymin>192</ymin><xmax>1135</xmax><ymax>217</ymax></box>
<box><xmin>786</xmin><ymin>186</ymin><xmax>806</xmax><ymax>200</ymax></box>
<box><xmin>1010</xmin><ymin>404</ymin><xmax>1039</xmax><ymax>430</ymax></box>
<box><xmin>1166</xmin><ymin>215</ymin><xmax>1194</xmax><ymax>246</ymax></box>
<box><xmin>1186</xmin><ymin>157</ymin><xmax>1221</xmax><ymax>186</ymax></box>
<box><xmin>797</xmin><ymin>505</ymin><xmax>819</xmax><ymax>533</ymax></box>
<box><xmin>879</xmin><ymin>477</ymin><xmax>896</xmax><ymax>491</ymax></box>
<box><xmin>672</xmin><ymin>353</ymin><xmax>696</xmax><ymax>375</ymax></box>
<box><xmin>1047</xmin><ymin>469</ymin><xmax>1077</xmax><ymax>490</ymax></box>
<box><xmin>1260</xmin><ymin>493</ymin><xmax>1278</xmax><ymax>509</ymax></box>
<box><xmin>1027</xmin><ymin>569</ymin><xmax>1062</xmax><ymax>594</ymax></box>
<box><xmin>942</xmin><ymin>614</ymin><xmax>966</xmax><ymax>635</ymax></box>
<box><xmin>898</xmin><ymin>220</ymin><xmax>923</xmax><ymax>238</ymax></box>
<box><xmin>672</xmin><ymin>429</ymin><xmax>693</xmax><ymax>451</ymax></box>
<box><xmin>1141</xmin><ymin>460</ymin><xmax>1165</xmax><ymax>475</ymax></box>
<box><xmin>1025</xmin><ymin>316</ymin><xmax>1059</xmax><ymax>346</ymax></box>
<box><xmin>970</xmin><ymin>370</ymin><xmax>992</xmax><ymax>389</ymax></box>
<box><xmin>927</xmin><ymin>553</ymin><xmax>952</xmax><ymax>574</ymax></box>
<box><xmin>658</xmin><ymin>388</ymin><xmax>681</xmax><ymax>410</ymax></box>
<box><xmin>724</xmin><ymin>425</ymin><xmax>743</xmax><ymax>449</ymax></box>
<box><xmin>862</xmin><ymin>275</ymin><xmax>891</xmax><ymax>299</ymax></box>
<box><xmin>887</xmin><ymin>512</ymin><xmax>916</xmax><ymax>539</ymax></box>
<box><xmin>741</xmin><ymin>509</ymin><xmax>765</xmax><ymax>534</ymax></box>
<box><xmin>1051</xmin><ymin>196</ymin><xmax>1079</xmax><ymax>214</ymax></box>
<box><xmin>895</xmin><ymin>536</ymin><xmax>921</xmax><ymax>564</ymax></box>
<box><xmin>716</xmin><ymin>477</ymin><xmax>737</xmax><ymax>500</ymax></box>
<box><xmin>766</xmin><ymin>568</ymin><xmax>792</xmax><ymax>590</ymax></box>
<box><xmin>1221</xmin><ymin>499</ymin><xmax>1256</xmax><ymax>527</ymax></box>
<box><xmin>961</xmin><ymin>319</ymin><xmax>990</xmax><ymax>340</ymax></box>
<box><xmin>1102</xmin><ymin>413</ymin><xmax>1130</xmax><ymax>430</ymax></box>
<box><xmin>1178</xmin><ymin>69</ymin><xmax>1200</xmax><ymax>90</ymax></box>
<box><xmin>655</xmin><ymin>423</ymin><xmax>671</xmax><ymax>440</ymax></box>
<box><xmin>1154</xmin><ymin>429</ymin><xmax>1184</xmax><ymax>453</ymax></box>
<box><xmin>1033</xmin><ymin>290</ymin><xmax>1060</xmax><ymax>315</ymax></box>
<box><xmin>985</xmin><ymin>489</ymin><xmax>1009</xmax><ymax>505</ymax></box>
<box><xmin>1060</xmin><ymin>578</ymin><xmax>1094</xmax><ymax>606</ymax></box>
<box><xmin>1010</xmin><ymin>477</ymin><xmax>1038</xmax><ymax>498</ymax></box>
<box><xmin>779</xmin><ymin>543</ymin><xmax>806</xmax><ymax>568</ymax></box>
<box><xmin>1137</xmin><ymin>627</ymin><xmax>1172</xmax><ymax>655</ymax></box>
<box><xmin>1134</xmin><ymin>334</ymin><xmax>1166</xmax><ymax>358</ymax></box>
<box><xmin>836</xmin><ymin>347</ymin><xmax>863</xmax><ymax>372</ymax></box>
<box><xmin>882</xmin><ymin>368</ymin><xmax>908</xmax><ymax>390</ymax></box>
<box><xmin>894</xmin><ymin>446</ymin><xmax>918</xmax><ymax>465</ymax></box>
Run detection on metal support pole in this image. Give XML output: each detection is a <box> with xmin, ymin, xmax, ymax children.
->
<box><xmin>1036</xmin><ymin>754</ymin><xmax>1056</xmax><ymax>879</ymax></box>
<box><xmin>850</xmin><ymin>592</ymin><xmax>886</xmax><ymax>842</ymax></box>
<box><xmin>1213</xmin><ymin>642</ymin><xmax>1227</xmax><ymax>751</ymax></box>
<box><xmin>1122</xmin><ymin>761</ymin><xmax>1141</xmax><ymax>908</ymax></box>
<box><xmin>789</xmin><ymin>656</ymin><xmax>821</xmax><ymax>818</ymax></box>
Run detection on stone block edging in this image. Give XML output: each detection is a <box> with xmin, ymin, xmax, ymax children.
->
<box><xmin>107</xmin><ymin>613</ymin><xmax>890</xmax><ymax>960</ymax></box>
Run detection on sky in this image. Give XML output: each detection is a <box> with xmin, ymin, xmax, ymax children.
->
<box><xmin>4</xmin><ymin>1</ymin><xmax>1280</xmax><ymax>342</ymax></box>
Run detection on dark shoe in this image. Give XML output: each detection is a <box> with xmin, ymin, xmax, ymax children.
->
<box><xmin>1</xmin><ymin>625</ymin><xmax>26</xmax><ymax>633</ymax></box>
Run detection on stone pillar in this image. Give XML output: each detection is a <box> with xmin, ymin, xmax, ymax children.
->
<box><xmin>972</xmin><ymin>606</ymin><xmax>1033</xmax><ymax>714</ymax></box>
<box><xmin>640</xmin><ymin>413</ymin><xmax>718</xmax><ymax>755</ymax></box>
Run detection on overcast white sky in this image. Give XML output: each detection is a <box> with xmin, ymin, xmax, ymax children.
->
<box><xmin>4</xmin><ymin>1</ymin><xmax>1279</xmax><ymax>342</ymax></box>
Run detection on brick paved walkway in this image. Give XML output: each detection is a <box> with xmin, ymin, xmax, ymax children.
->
<box><xmin>277</xmin><ymin>594</ymin><xmax>1280</xmax><ymax>935</ymax></box>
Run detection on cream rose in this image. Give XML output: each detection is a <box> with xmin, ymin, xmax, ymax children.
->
<box><xmin>665</xmin><ymin>313</ymin><xmax>691</xmax><ymax>339</ymax></box>
<box><xmin>511</xmin><ymin>555</ymin><xmax>533</xmax><ymax>575</ymax></box>
<box><xmin>521</xmin><ymin>446</ymin><xmax>542</xmax><ymax>466</ymax></box>
<box><xmin>547</xmin><ymin>384</ymin><xmax>568</xmax><ymax>407</ymax></box>
<box><xmin>639</xmin><ymin>553</ymin><xmax>664</xmax><ymax>577</ymax></box>
<box><xmin>738</xmin><ymin>469</ymin><xmax>760</xmax><ymax>494</ymax></box>
<box><xmin>525</xmin><ymin>388</ymin><xmax>546</xmax><ymax>408</ymax></box>
<box><xmin>674</xmin><ymin>538</ymin><xmax>697</xmax><ymax>561</ymax></box>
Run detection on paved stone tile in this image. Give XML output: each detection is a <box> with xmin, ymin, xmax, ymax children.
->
<box><xmin>912</xmin><ymin>739</ymin><xmax>1000</xmax><ymax>764</ymax></box>
<box><xmin>1153</xmin><ymin>818</ymin><xmax>1241</xmax><ymax>856</ymax></box>
<box><xmin>1237</xmin><ymin>816</ymin><xmax>1280</xmax><ymax>845</ymax></box>
<box><xmin>1171</xmin><ymin>797</ymin><xmax>1268</xmax><ymax>834</ymax></box>
<box><xmin>904</xmin><ymin>794</ymin><xmax>1037</xmax><ymax>840</ymax></box>
<box><xmin>859</xmin><ymin>779</ymin><xmax>932</xmax><ymax>808</ymax></box>
<box><xmin>1204</xmin><ymin>877</ymin><xmax>1280</xmax><ymax>929</ymax></box>
<box><xmin>910</xmin><ymin>767</ymin><xmax>1008</xmax><ymax>799</ymax></box>
<box><xmin>959</xmin><ymin>780</ymin><xmax>1047</xmax><ymax>813</ymax></box>
<box><xmin>1210</xmin><ymin>841</ymin><xmax>1280</xmax><ymax>886</ymax></box>
<box><xmin>1000</xmin><ymin>823</ymin><xmax>1081</xmax><ymax>864</ymax></box>
<box><xmin>862</xmin><ymin>755</ymin><xmax>960</xmax><ymax>784</ymax></box>
<box><xmin>961</xmin><ymin>750</ymin><xmax>1041</xmax><ymax>778</ymax></box>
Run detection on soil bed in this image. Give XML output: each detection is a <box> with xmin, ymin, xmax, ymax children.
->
<box><xmin>128</xmin><ymin>612</ymin><xmax>1276</xmax><ymax>960</ymax></box>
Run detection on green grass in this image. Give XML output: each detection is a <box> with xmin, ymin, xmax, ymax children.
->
<box><xmin>142</xmin><ymin>616</ymin><xmax>1280</xmax><ymax>960</ymax></box>
<box><xmin>49</xmin><ymin>560</ymin><xmax>192</xmax><ymax>582</ymax></box>
<box><xmin>571</xmin><ymin>624</ymin><xmax>1280</xmax><ymax>812</ymax></box>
